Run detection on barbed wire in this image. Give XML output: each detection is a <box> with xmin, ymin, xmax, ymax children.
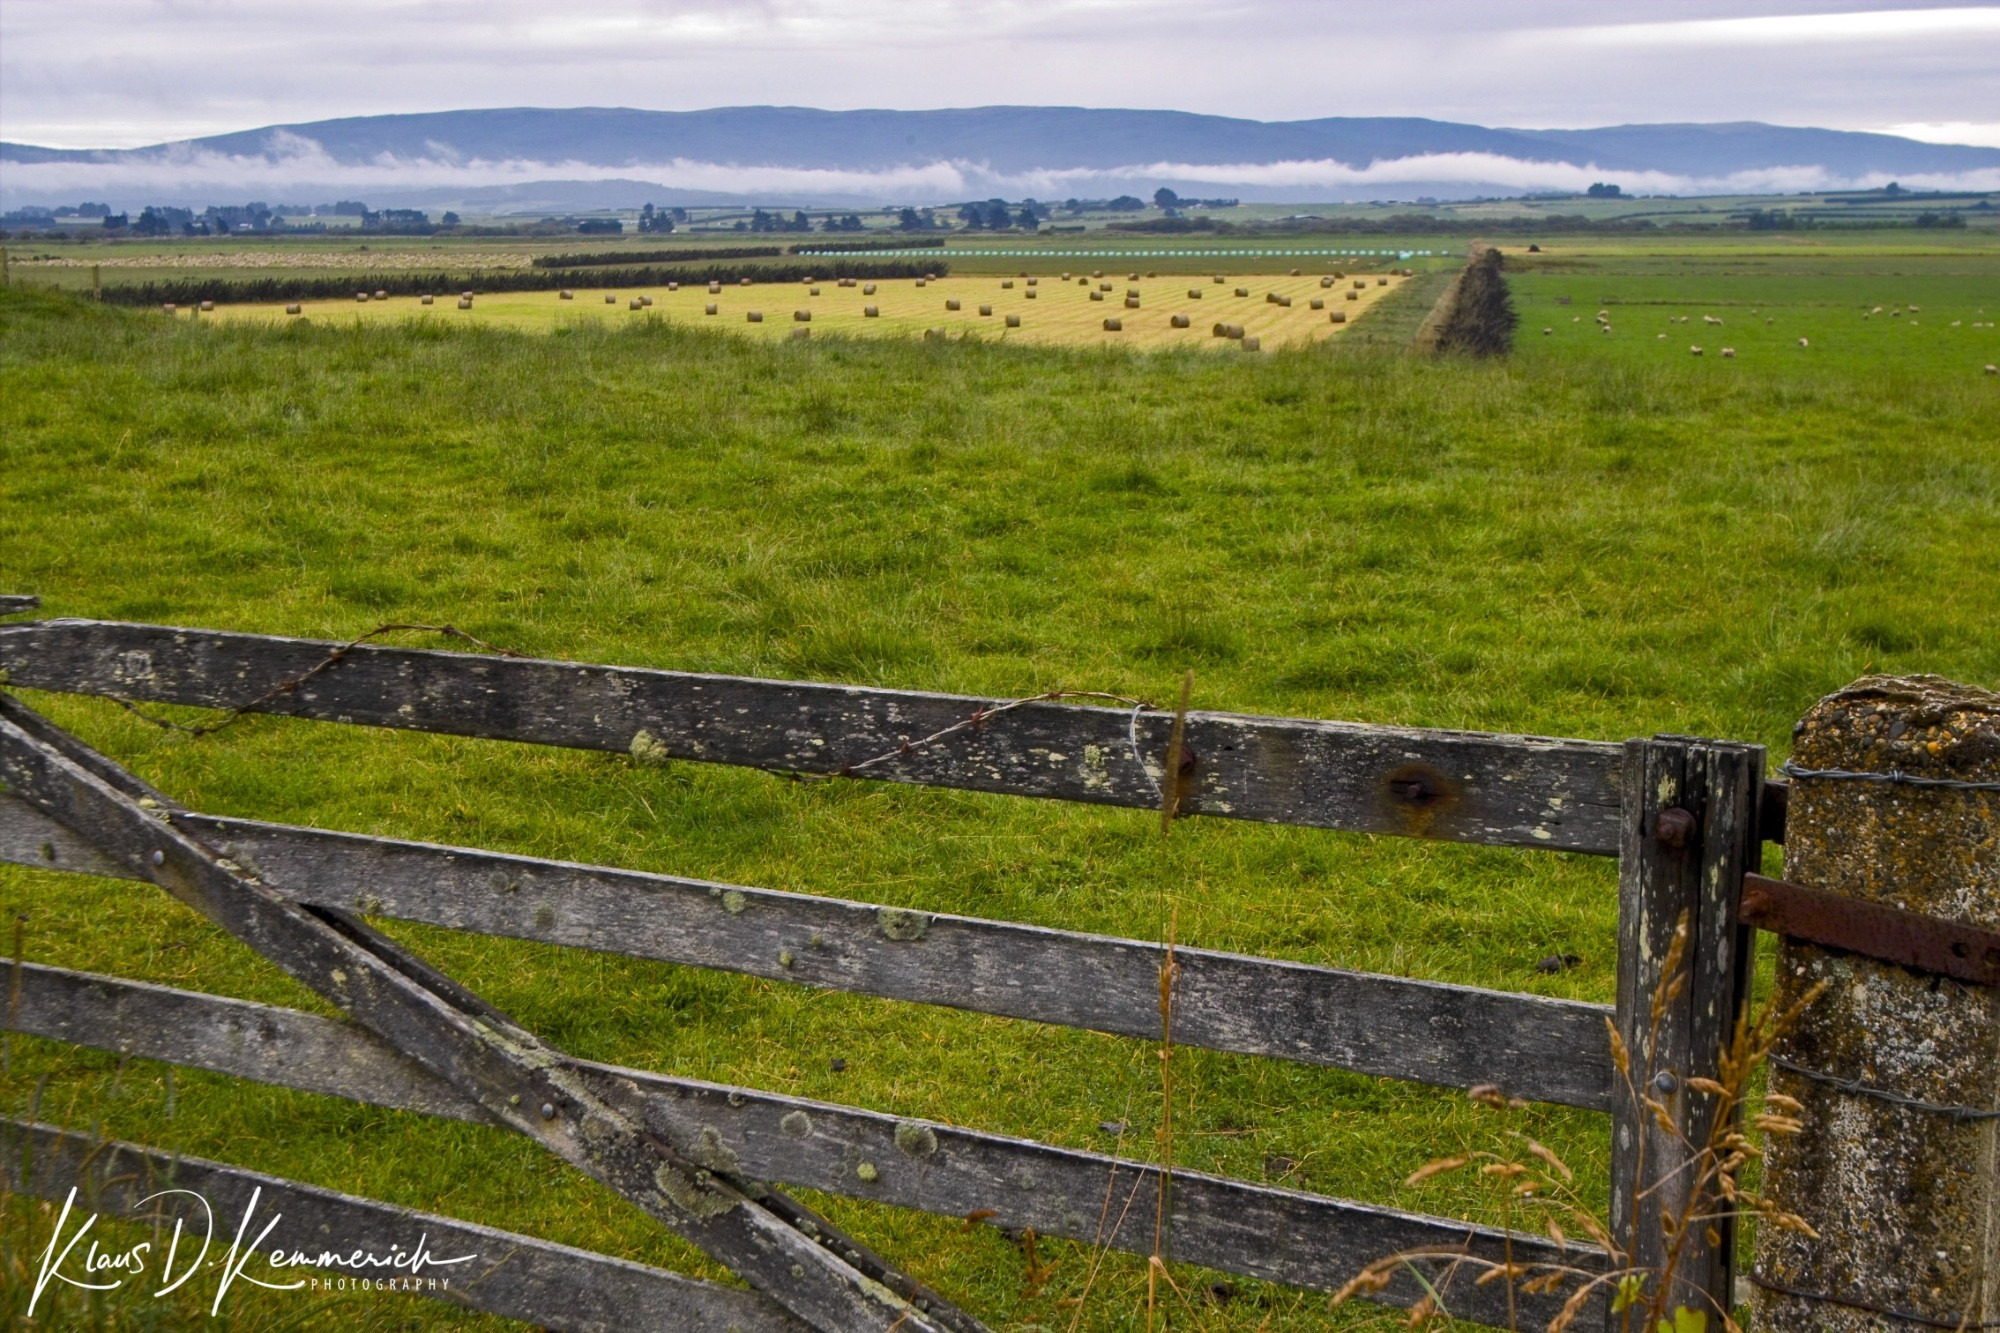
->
<box><xmin>1747</xmin><ymin>1269</ymin><xmax>2000</xmax><ymax>1329</ymax></box>
<box><xmin>1769</xmin><ymin>1055</ymin><xmax>2000</xmax><ymax>1121</ymax></box>
<box><xmin>834</xmin><ymin>690</ymin><xmax>1156</xmax><ymax>779</ymax></box>
<box><xmin>105</xmin><ymin>623</ymin><xmax>524</xmax><ymax>737</ymax></box>
<box><xmin>1779</xmin><ymin>761</ymin><xmax>2000</xmax><ymax>794</ymax></box>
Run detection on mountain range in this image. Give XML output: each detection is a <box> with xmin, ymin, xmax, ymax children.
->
<box><xmin>6</xmin><ymin>106</ymin><xmax>1998</xmax><ymax>212</ymax></box>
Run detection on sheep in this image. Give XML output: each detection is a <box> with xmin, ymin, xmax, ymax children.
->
<box><xmin>1690</xmin><ymin>345</ymin><xmax>1702</xmax><ymax>355</ymax></box>
<box><xmin>1170</xmin><ymin>314</ymin><xmax>1191</xmax><ymax>328</ymax></box>
<box><xmin>1703</xmin><ymin>315</ymin><xmax>1721</xmax><ymax>325</ymax></box>
<box><xmin>1005</xmin><ymin>314</ymin><xmax>1021</xmax><ymax>327</ymax></box>
<box><xmin>1987</xmin><ymin>364</ymin><xmax>1998</xmax><ymax>375</ymax></box>
<box><xmin>1543</xmin><ymin>326</ymin><xmax>1552</xmax><ymax>335</ymax></box>
<box><xmin>1799</xmin><ymin>338</ymin><xmax>1810</xmax><ymax>347</ymax></box>
<box><xmin>1721</xmin><ymin>347</ymin><xmax>1736</xmax><ymax>357</ymax></box>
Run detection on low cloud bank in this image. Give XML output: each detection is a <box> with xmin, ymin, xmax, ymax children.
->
<box><xmin>8</xmin><ymin>133</ymin><xmax>2000</xmax><ymax>209</ymax></box>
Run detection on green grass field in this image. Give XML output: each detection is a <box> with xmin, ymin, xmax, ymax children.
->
<box><xmin>2</xmin><ymin>232</ymin><xmax>1997</xmax><ymax>1330</ymax></box>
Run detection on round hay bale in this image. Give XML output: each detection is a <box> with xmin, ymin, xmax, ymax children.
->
<box><xmin>1328</xmin><ymin>310</ymin><xmax>1346</xmax><ymax>324</ymax></box>
<box><xmin>1026</xmin><ymin>290</ymin><xmax>1037</xmax><ymax>299</ymax></box>
<box><xmin>839</xmin><ymin>278</ymin><xmax>854</xmax><ymax>287</ymax></box>
<box><xmin>640</xmin><ymin>295</ymin><xmax>653</xmax><ymax>306</ymax></box>
<box><xmin>1061</xmin><ymin>272</ymin><xmax>1071</xmax><ymax>280</ymax></box>
<box><xmin>1090</xmin><ymin>291</ymin><xmax>1104</xmax><ymax>302</ymax></box>
<box><xmin>457</xmin><ymin>298</ymin><xmax>473</xmax><ymax>310</ymax></box>
<box><xmin>1320</xmin><ymin>277</ymin><xmax>1334</xmax><ymax>288</ymax></box>
<box><xmin>1345</xmin><ymin>291</ymin><xmax>1359</xmax><ymax>301</ymax></box>
<box><xmin>630</xmin><ymin>298</ymin><xmax>643</xmax><ymax>310</ymax></box>
<box><xmin>924</xmin><ymin>271</ymin><xmax>937</xmax><ymax>280</ymax></box>
<box><xmin>1092</xmin><ymin>270</ymin><xmax>1104</xmax><ymax>278</ymax></box>
<box><xmin>708</xmin><ymin>282</ymin><xmax>722</xmax><ymax>294</ymax></box>
<box><xmin>809</xmin><ymin>286</ymin><xmax>820</xmax><ymax>296</ymax></box>
<box><xmin>1353</xmin><ymin>280</ymin><xmax>1366</xmax><ymax>289</ymax></box>
<box><xmin>705</xmin><ymin>303</ymin><xmax>718</xmax><ymax>315</ymax></box>
<box><xmin>1242</xmin><ymin>336</ymin><xmax>1260</xmax><ymax>351</ymax></box>
<box><xmin>1146</xmin><ymin>271</ymin><xmax>1156</xmax><ymax>278</ymax></box>
<box><xmin>1309</xmin><ymin>297</ymin><xmax>1324</xmax><ymax>310</ymax></box>
<box><xmin>791</xmin><ymin>327</ymin><xmax>809</xmax><ymax>340</ymax></box>
<box><xmin>1187</xmin><ymin>288</ymin><xmax>1203</xmax><ymax>299</ymax></box>
<box><xmin>1222</xmin><ymin>323</ymin><xmax>1246</xmax><ymax>339</ymax></box>
<box><xmin>946</xmin><ymin>299</ymin><xmax>961</xmax><ymax>311</ymax></box>
<box><xmin>1289</xmin><ymin>268</ymin><xmax>1300</xmax><ymax>277</ymax></box>
<box><xmin>375</xmin><ymin>289</ymin><xmax>388</xmax><ymax>300</ymax></box>
<box><xmin>740</xmin><ymin>277</ymin><xmax>752</xmax><ymax>287</ymax></box>
<box><xmin>162</xmin><ymin>303</ymin><xmax>177</xmax><ymax>313</ymax></box>
<box><xmin>794</xmin><ymin>309</ymin><xmax>811</xmax><ymax>322</ymax></box>
<box><xmin>421</xmin><ymin>294</ymin><xmax>435</xmax><ymax>305</ymax></box>
<box><xmin>667</xmin><ymin>282</ymin><xmax>679</xmax><ymax>291</ymax></box>
<box><xmin>356</xmin><ymin>292</ymin><xmax>369</xmax><ymax>302</ymax></box>
<box><xmin>285</xmin><ymin>304</ymin><xmax>302</xmax><ymax>315</ymax></box>
<box><xmin>1333</xmin><ymin>271</ymin><xmax>1345</xmax><ymax>279</ymax></box>
<box><xmin>1127</xmin><ymin>272</ymin><xmax>1139</xmax><ymax>281</ymax></box>
<box><xmin>1103</xmin><ymin>317</ymin><xmax>1122</xmax><ymax>331</ymax></box>
<box><xmin>1026</xmin><ymin>278</ymin><xmax>1038</xmax><ymax>286</ymax></box>
<box><xmin>863</xmin><ymin>283</ymin><xmax>877</xmax><ymax>295</ymax></box>
<box><xmin>1234</xmin><ymin>287</ymin><xmax>1249</xmax><ymax>297</ymax></box>
<box><xmin>1001</xmin><ymin>280</ymin><xmax>1015</xmax><ymax>289</ymax></box>
<box><xmin>606</xmin><ymin>294</ymin><xmax>618</xmax><ymax>304</ymax></box>
<box><xmin>1170</xmin><ymin>314</ymin><xmax>1190</xmax><ymax>328</ymax></box>
<box><xmin>560</xmin><ymin>290</ymin><xmax>574</xmax><ymax>300</ymax></box>
<box><xmin>915</xmin><ymin>279</ymin><xmax>927</xmax><ymax>288</ymax></box>
<box><xmin>199</xmin><ymin>300</ymin><xmax>215</xmax><ymax>312</ymax></box>
<box><xmin>1100</xmin><ymin>282</ymin><xmax>1112</xmax><ymax>291</ymax></box>
<box><xmin>979</xmin><ymin>304</ymin><xmax>993</xmax><ymax>316</ymax></box>
<box><xmin>747</xmin><ymin>311</ymin><xmax>763</xmax><ymax>322</ymax></box>
<box><xmin>925</xmin><ymin>328</ymin><xmax>944</xmax><ymax>340</ymax></box>
<box><xmin>1005</xmin><ymin>314</ymin><xmax>1021</xmax><ymax>328</ymax></box>
<box><xmin>462</xmin><ymin>291</ymin><xmax>474</xmax><ymax>299</ymax></box>
<box><xmin>1126</xmin><ymin>287</ymin><xmax>1139</xmax><ymax>297</ymax></box>
<box><xmin>1212</xmin><ymin>275</ymin><xmax>1224</xmax><ymax>283</ymax></box>
<box><xmin>803</xmin><ymin>275</ymin><xmax>816</xmax><ymax>285</ymax></box>
<box><xmin>1124</xmin><ymin>297</ymin><xmax>1140</xmax><ymax>309</ymax></box>
<box><xmin>864</xmin><ymin>305</ymin><xmax>880</xmax><ymax>317</ymax></box>
<box><xmin>1377</xmin><ymin>277</ymin><xmax>1388</xmax><ymax>286</ymax></box>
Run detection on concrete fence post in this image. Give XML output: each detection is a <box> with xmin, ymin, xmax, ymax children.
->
<box><xmin>1754</xmin><ymin>674</ymin><xmax>2000</xmax><ymax>1331</ymax></box>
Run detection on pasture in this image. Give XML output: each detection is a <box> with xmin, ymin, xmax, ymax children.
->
<box><xmin>2</xmin><ymin>230</ymin><xmax>1997</xmax><ymax>1330</ymax></box>
<box><xmin>197</xmin><ymin>269</ymin><xmax>1410</xmax><ymax>350</ymax></box>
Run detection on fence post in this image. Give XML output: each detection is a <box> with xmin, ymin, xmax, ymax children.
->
<box><xmin>1753</xmin><ymin>676</ymin><xmax>2000</xmax><ymax>1331</ymax></box>
<box><xmin>1611</xmin><ymin>735</ymin><xmax>1763</xmax><ymax>1327</ymax></box>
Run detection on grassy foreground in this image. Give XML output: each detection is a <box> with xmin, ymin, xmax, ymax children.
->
<box><xmin>1</xmin><ymin>249</ymin><xmax>1997</xmax><ymax>1330</ymax></box>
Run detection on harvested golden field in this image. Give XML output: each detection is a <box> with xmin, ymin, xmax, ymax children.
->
<box><xmin>202</xmin><ymin>269</ymin><xmax>1409</xmax><ymax>348</ymax></box>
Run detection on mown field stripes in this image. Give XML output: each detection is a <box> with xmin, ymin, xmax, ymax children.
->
<box><xmin>0</xmin><ymin>620</ymin><xmax>1627</xmax><ymax>853</ymax></box>
<box><xmin>0</xmin><ymin>795</ymin><xmax>1619</xmax><ymax>1110</ymax></box>
<box><xmin>0</xmin><ymin>1117</ymin><xmax>800</xmax><ymax>1333</ymax></box>
<box><xmin>2</xmin><ymin>961</ymin><xmax>1608</xmax><ymax>1328</ymax></box>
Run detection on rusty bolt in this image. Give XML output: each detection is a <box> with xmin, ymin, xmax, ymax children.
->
<box><xmin>1391</xmin><ymin>776</ymin><xmax>1437</xmax><ymax>804</ymax></box>
<box><xmin>1176</xmin><ymin>743</ymin><xmax>1198</xmax><ymax>776</ymax></box>
<box><xmin>1655</xmin><ymin>807</ymin><xmax>1696</xmax><ymax>849</ymax></box>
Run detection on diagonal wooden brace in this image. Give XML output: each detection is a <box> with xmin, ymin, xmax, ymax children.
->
<box><xmin>0</xmin><ymin>694</ymin><xmax>984</xmax><ymax>1333</ymax></box>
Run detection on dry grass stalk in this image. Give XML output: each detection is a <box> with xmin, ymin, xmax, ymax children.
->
<box><xmin>1334</xmin><ymin>912</ymin><xmax>1827</xmax><ymax>1333</ymax></box>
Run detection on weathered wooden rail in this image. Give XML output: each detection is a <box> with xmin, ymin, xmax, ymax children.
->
<box><xmin>0</xmin><ymin>614</ymin><xmax>1772</xmax><ymax>1331</ymax></box>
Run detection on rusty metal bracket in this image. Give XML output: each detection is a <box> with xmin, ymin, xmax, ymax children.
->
<box><xmin>1740</xmin><ymin>873</ymin><xmax>2000</xmax><ymax>986</ymax></box>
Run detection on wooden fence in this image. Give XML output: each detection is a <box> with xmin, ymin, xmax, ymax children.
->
<box><xmin>0</xmin><ymin>613</ymin><xmax>1776</xmax><ymax>1331</ymax></box>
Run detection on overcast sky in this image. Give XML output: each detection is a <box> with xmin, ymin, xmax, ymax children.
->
<box><xmin>2</xmin><ymin>1</ymin><xmax>1996</xmax><ymax>150</ymax></box>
